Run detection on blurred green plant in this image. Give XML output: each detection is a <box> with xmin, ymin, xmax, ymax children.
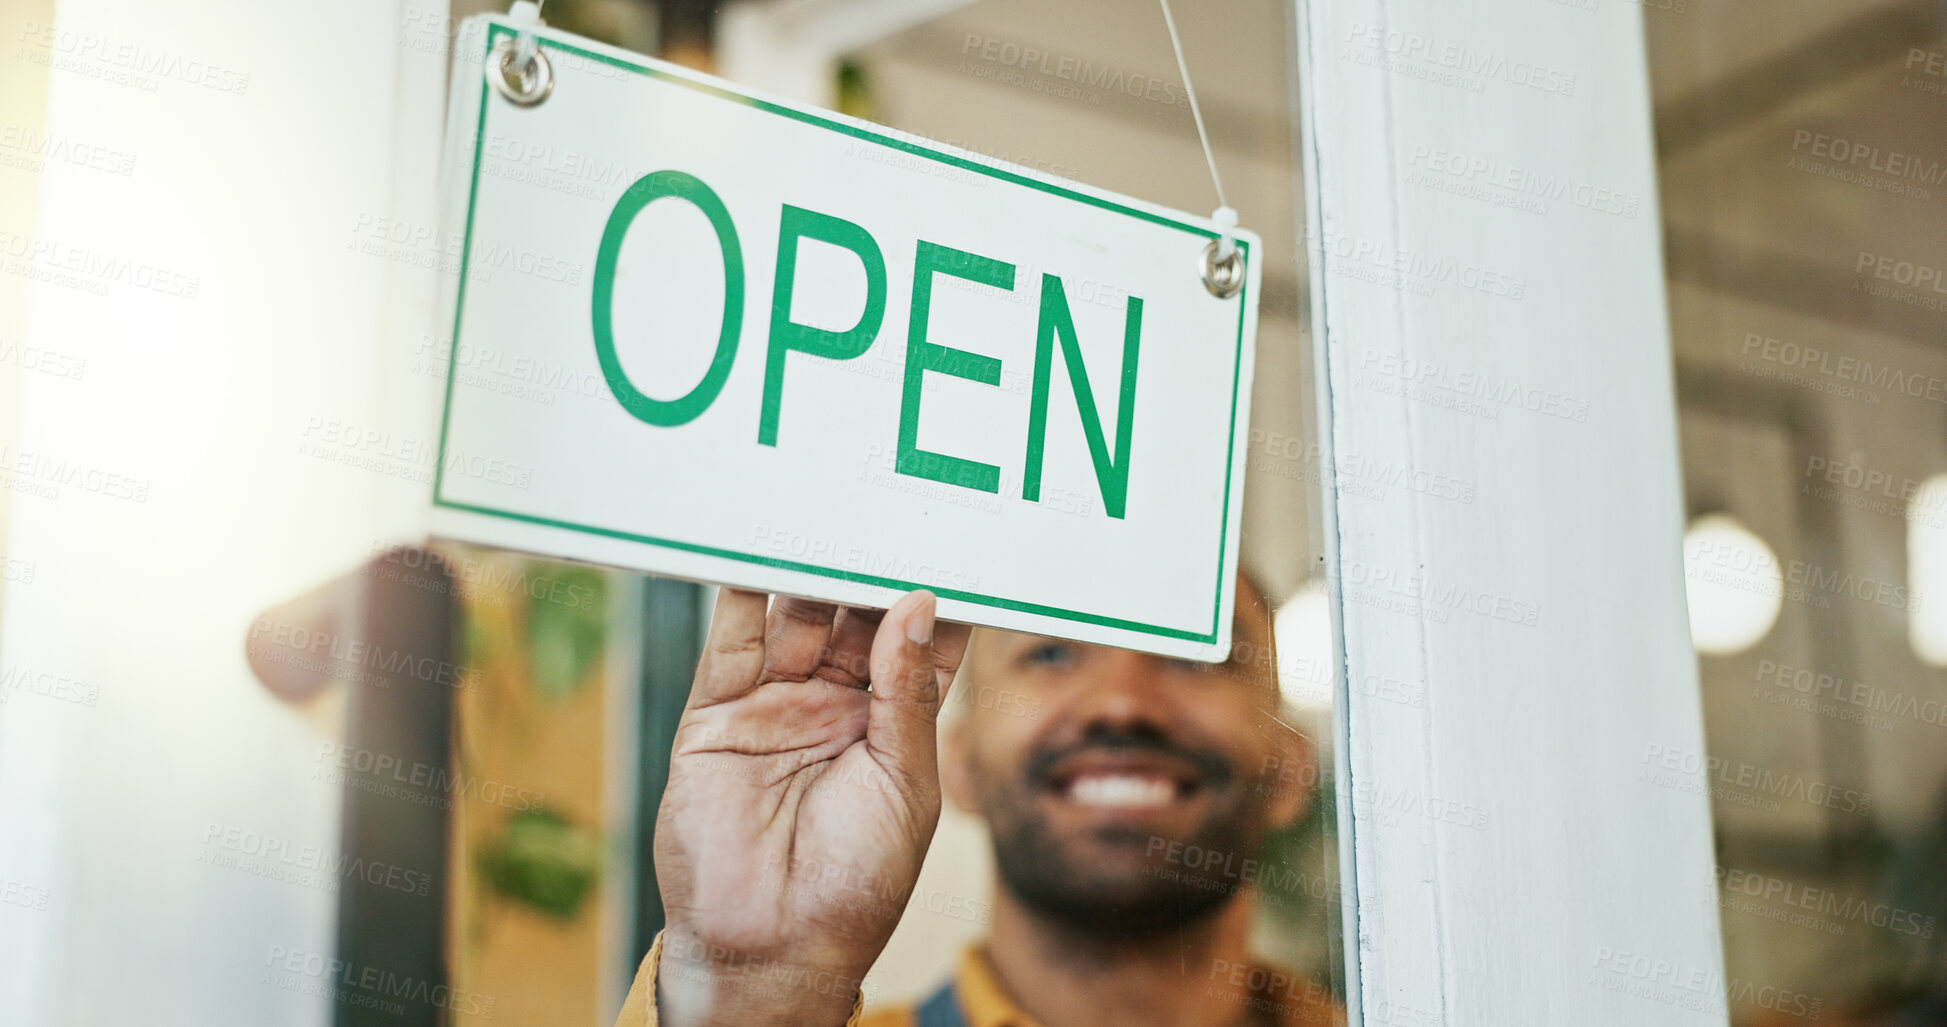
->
<box><xmin>836</xmin><ymin>59</ymin><xmax>877</xmax><ymax>122</ymax></box>
<box><xmin>476</xmin><ymin>809</ymin><xmax>604</xmax><ymax>921</ymax></box>
<box><xmin>526</xmin><ymin>562</ymin><xmax>607</xmax><ymax>699</ymax></box>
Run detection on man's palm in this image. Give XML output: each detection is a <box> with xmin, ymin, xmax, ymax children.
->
<box><xmin>653</xmin><ymin>589</ymin><xmax>970</xmax><ymax>1023</ymax></box>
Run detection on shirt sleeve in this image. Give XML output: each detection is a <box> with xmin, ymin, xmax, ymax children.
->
<box><xmin>615</xmin><ymin>930</ymin><xmax>867</xmax><ymax>1027</ymax></box>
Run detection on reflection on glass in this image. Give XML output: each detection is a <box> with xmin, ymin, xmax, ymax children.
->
<box><xmin>1908</xmin><ymin>474</ymin><xmax>1947</xmax><ymax>666</ymax></box>
<box><xmin>1652</xmin><ymin>2</ymin><xmax>1947</xmax><ymax>1022</ymax></box>
<box><xmin>1684</xmin><ymin>513</ymin><xmax>1785</xmax><ymax>656</ymax></box>
<box><xmin>419</xmin><ymin>0</ymin><xmax>1345</xmax><ymax>1022</ymax></box>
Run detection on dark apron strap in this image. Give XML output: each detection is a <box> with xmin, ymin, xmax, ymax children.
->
<box><xmin>914</xmin><ymin>979</ymin><xmax>968</xmax><ymax>1027</ymax></box>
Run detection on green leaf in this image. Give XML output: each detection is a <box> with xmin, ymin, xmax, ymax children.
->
<box><xmin>526</xmin><ymin>563</ymin><xmax>607</xmax><ymax>699</ymax></box>
<box><xmin>475</xmin><ymin>810</ymin><xmax>603</xmax><ymax>920</ymax></box>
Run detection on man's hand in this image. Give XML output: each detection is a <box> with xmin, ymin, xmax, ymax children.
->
<box><xmin>651</xmin><ymin>589</ymin><xmax>970</xmax><ymax>1027</ymax></box>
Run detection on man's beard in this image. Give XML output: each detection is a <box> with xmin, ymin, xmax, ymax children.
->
<box><xmin>977</xmin><ymin>725</ymin><xmax>1270</xmax><ymax>939</ymax></box>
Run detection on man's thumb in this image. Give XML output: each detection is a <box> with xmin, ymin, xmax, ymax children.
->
<box><xmin>864</xmin><ymin>590</ymin><xmax>942</xmax><ymax>777</ymax></box>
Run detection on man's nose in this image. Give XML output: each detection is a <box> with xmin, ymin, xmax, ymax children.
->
<box><xmin>1068</xmin><ymin>649</ymin><xmax>1177</xmax><ymax>727</ymax></box>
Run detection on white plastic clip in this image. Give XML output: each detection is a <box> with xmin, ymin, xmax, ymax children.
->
<box><xmin>488</xmin><ymin>0</ymin><xmax>554</xmax><ymax>106</ymax></box>
<box><xmin>1198</xmin><ymin>206</ymin><xmax>1244</xmax><ymax>299</ymax></box>
<box><xmin>512</xmin><ymin>0</ymin><xmax>542</xmax><ymax>71</ymax></box>
<box><xmin>1212</xmin><ymin>205</ymin><xmax>1238</xmax><ymax>263</ymax></box>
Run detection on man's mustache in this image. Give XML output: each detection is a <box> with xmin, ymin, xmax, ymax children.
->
<box><xmin>1022</xmin><ymin>723</ymin><xmax>1235</xmax><ymax>788</ymax></box>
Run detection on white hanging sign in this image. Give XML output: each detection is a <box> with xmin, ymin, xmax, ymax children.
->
<box><xmin>427</xmin><ymin>16</ymin><xmax>1260</xmax><ymax>660</ymax></box>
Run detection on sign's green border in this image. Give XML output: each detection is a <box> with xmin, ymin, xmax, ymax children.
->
<box><xmin>433</xmin><ymin>22</ymin><xmax>1252</xmax><ymax>645</ymax></box>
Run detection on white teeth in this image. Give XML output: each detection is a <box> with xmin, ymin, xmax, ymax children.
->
<box><xmin>1068</xmin><ymin>773</ymin><xmax>1175</xmax><ymax>808</ymax></box>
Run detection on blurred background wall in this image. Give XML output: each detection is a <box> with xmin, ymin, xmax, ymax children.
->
<box><xmin>0</xmin><ymin>0</ymin><xmax>449</xmax><ymax>1021</ymax></box>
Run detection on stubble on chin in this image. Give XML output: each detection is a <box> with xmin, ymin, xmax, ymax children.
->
<box><xmin>977</xmin><ymin>775</ymin><xmax>1269</xmax><ymax>938</ymax></box>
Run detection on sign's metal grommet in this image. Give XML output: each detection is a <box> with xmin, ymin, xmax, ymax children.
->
<box><xmin>488</xmin><ymin>37</ymin><xmax>554</xmax><ymax>106</ymax></box>
<box><xmin>1200</xmin><ymin>239</ymin><xmax>1244</xmax><ymax>299</ymax></box>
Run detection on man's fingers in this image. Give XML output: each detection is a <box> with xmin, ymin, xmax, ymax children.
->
<box><xmin>689</xmin><ymin>588</ymin><xmax>769</xmax><ymax>709</ymax></box>
<box><xmin>689</xmin><ymin>589</ymin><xmax>963</xmax><ymax>718</ymax></box>
<box><xmin>761</xmin><ymin>597</ymin><xmax>838</xmax><ymax>682</ymax></box>
<box><xmin>930</xmin><ymin>621</ymin><xmax>973</xmax><ymax>705</ymax></box>
<box><xmin>864</xmin><ymin>591</ymin><xmax>944</xmax><ymax>778</ymax></box>
<box><xmin>815</xmin><ymin>606</ymin><xmax>883</xmax><ymax>687</ymax></box>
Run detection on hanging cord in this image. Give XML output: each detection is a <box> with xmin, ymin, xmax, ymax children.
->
<box><xmin>1157</xmin><ymin>0</ymin><xmax>1238</xmax><ymax>262</ymax></box>
<box><xmin>513</xmin><ymin>0</ymin><xmax>547</xmax><ymax>71</ymax></box>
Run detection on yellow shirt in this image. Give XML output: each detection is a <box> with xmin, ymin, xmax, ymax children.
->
<box><xmin>618</xmin><ymin>932</ymin><xmax>1339</xmax><ymax>1027</ymax></box>
<box><xmin>861</xmin><ymin>946</ymin><xmax>1340</xmax><ymax>1027</ymax></box>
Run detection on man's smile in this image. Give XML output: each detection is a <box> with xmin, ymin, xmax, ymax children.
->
<box><xmin>1030</xmin><ymin>740</ymin><xmax>1232</xmax><ymax>827</ymax></box>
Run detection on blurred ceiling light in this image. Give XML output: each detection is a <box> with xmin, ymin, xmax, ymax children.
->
<box><xmin>1908</xmin><ymin>474</ymin><xmax>1947</xmax><ymax>666</ymax></box>
<box><xmin>1682</xmin><ymin>513</ymin><xmax>1783</xmax><ymax>655</ymax></box>
<box><xmin>1273</xmin><ymin>579</ymin><xmax>1334</xmax><ymax>709</ymax></box>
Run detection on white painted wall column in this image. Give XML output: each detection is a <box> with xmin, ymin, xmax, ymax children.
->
<box><xmin>1292</xmin><ymin>1</ymin><xmax>1727</xmax><ymax>1023</ymax></box>
<box><xmin>0</xmin><ymin>1</ymin><xmax>448</xmax><ymax>1022</ymax></box>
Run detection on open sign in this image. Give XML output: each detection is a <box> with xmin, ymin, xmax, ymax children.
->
<box><xmin>429</xmin><ymin>18</ymin><xmax>1260</xmax><ymax>659</ymax></box>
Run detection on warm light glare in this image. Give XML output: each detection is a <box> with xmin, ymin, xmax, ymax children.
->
<box><xmin>1683</xmin><ymin>513</ymin><xmax>1784</xmax><ymax>655</ymax></box>
<box><xmin>1908</xmin><ymin>475</ymin><xmax>1947</xmax><ymax>666</ymax></box>
<box><xmin>1273</xmin><ymin>579</ymin><xmax>1334</xmax><ymax>708</ymax></box>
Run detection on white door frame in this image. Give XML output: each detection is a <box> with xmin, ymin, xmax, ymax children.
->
<box><xmin>1292</xmin><ymin>0</ymin><xmax>1727</xmax><ymax>1023</ymax></box>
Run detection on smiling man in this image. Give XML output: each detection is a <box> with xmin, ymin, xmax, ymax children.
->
<box><xmin>617</xmin><ymin>577</ymin><xmax>1336</xmax><ymax>1027</ymax></box>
